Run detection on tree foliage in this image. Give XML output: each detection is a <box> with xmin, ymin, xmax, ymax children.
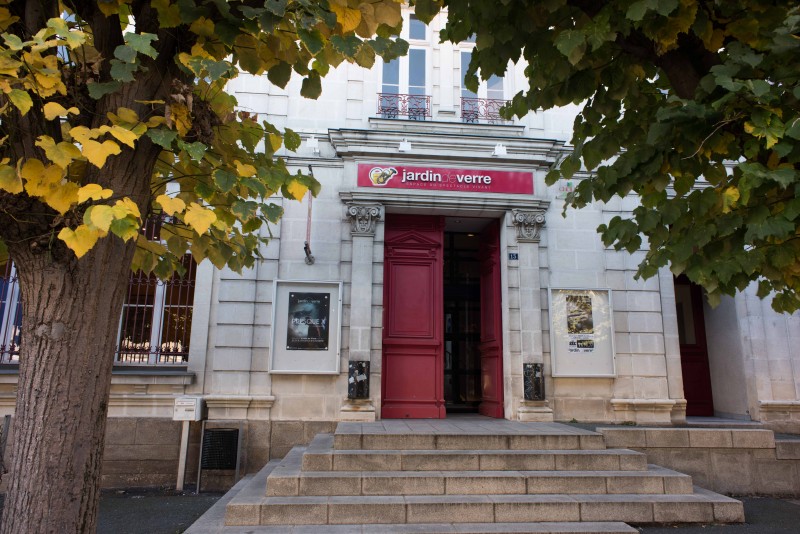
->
<box><xmin>0</xmin><ymin>0</ymin><xmax>406</xmax><ymax>275</ymax></box>
<box><xmin>422</xmin><ymin>0</ymin><xmax>800</xmax><ymax>312</ymax></box>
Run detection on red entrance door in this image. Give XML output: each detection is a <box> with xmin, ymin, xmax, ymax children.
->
<box><xmin>675</xmin><ymin>276</ymin><xmax>714</xmax><ymax>416</ymax></box>
<box><xmin>381</xmin><ymin>215</ymin><xmax>445</xmax><ymax>418</ymax></box>
<box><xmin>478</xmin><ymin>221</ymin><xmax>504</xmax><ymax>417</ymax></box>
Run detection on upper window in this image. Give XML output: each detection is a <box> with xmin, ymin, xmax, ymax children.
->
<box><xmin>409</xmin><ymin>15</ymin><xmax>426</xmax><ymax>40</ymax></box>
<box><xmin>460</xmin><ymin>50</ymin><xmax>507</xmax><ymax>124</ymax></box>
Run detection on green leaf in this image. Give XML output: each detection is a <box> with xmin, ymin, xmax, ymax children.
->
<box><xmin>330</xmin><ymin>34</ymin><xmax>360</xmax><ymax>57</ymax></box>
<box><xmin>301</xmin><ymin>71</ymin><xmax>322</xmax><ymax>99</ymax></box>
<box><xmin>298</xmin><ymin>28</ymin><xmax>324</xmax><ymax>55</ymax></box>
<box><xmin>414</xmin><ymin>0</ymin><xmax>441</xmax><ymax>23</ymax></box>
<box><xmin>114</xmin><ymin>44</ymin><xmax>137</xmax><ymax>62</ymax></box>
<box><xmin>627</xmin><ymin>0</ymin><xmax>657</xmax><ymax>21</ymax></box>
<box><xmin>110</xmin><ymin>59</ymin><xmax>139</xmax><ymax>83</ymax></box>
<box><xmin>125</xmin><ymin>32</ymin><xmax>159</xmax><ymax>58</ymax></box>
<box><xmin>177</xmin><ymin>140</ymin><xmax>207</xmax><ymax>161</ymax></box>
<box><xmin>284</xmin><ymin>128</ymin><xmax>301</xmax><ymax>151</ymax></box>
<box><xmin>267</xmin><ymin>62</ymin><xmax>292</xmax><ymax>88</ymax></box>
<box><xmin>146</xmin><ymin>129</ymin><xmax>178</xmax><ymax>149</ymax></box>
<box><xmin>87</xmin><ymin>81</ymin><xmax>122</xmax><ymax>99</ymax></box>
<box><xmin>213</xmin><ymin>168</ymin><xmax>238</xmax><ymax>192</ymax></box>
<box><xmin>554</xmin><ymin>30</ymin><xmax>586</xmax><ymax>65</ymax></box>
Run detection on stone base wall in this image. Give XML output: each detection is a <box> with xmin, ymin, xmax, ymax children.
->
<box><xmin>600</xmin><ymin>427</ymin><xmax>800</xmax><ymax>497</ymax></box>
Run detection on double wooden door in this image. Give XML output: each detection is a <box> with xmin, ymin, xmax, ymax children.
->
<box><xmin>381</xmin><ymin>215</ymin><xmax>504</xmax><ymax>419</ymax></box>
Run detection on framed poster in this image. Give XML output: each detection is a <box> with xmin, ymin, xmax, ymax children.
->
<box><xmin>549</xmin><ymin>288</ymin><xmax>616</xmax><ymax>377</ymax></box>
<box><xmin>270</xmin><ymin>280</ymin><xmax>342</xmax><ymax>374</ymax></box>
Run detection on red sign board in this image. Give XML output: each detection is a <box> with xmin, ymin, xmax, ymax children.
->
<box><xmin>357</xmin><ymin>163</ymin><xmax>533</xmax><ymax>194</ymax></box>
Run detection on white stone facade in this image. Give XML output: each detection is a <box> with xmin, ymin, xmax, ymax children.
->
<box><xmin>0</xmin><ymin>8</ymin><xmax>798</xmax><ymax>489</ymax></box>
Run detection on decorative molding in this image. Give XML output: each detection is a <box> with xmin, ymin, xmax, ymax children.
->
<box><xmin>610</xmin><ymin>399</ymin><xmax>676</xmax><ymax>412</ymax></box>
<box><xmin>204</xmin><ymin>395</ymin><xmax>276</xmax><ymax>410</ymax></box>
<box><xmin>341</xmin><ymin>190</ymin><xmax>549</xmax><ymax>215</ymax></box>
<box><xmin>512</xmin><ymin>209</ymin><xmax>546</xmax><ymax>243</ymax></box>
<box><xmin>759</xmin><ymin>401</ymin><xmax>800</xmax><ymax>413</ymax></box>
<box><xmin>346</xmin><ymin>202</ymin><xmax>382</xmax><ymax>236</ymax></box>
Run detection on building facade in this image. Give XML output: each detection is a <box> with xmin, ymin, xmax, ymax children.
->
<box><xmin>1</xmin><ymin>9</ymin><xmax>799</xmax><ymax>487</ymax></box>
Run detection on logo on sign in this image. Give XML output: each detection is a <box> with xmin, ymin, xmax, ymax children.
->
<box><xmin>368</xmin><ymin>166</ymin><xmax>398</xmax><ymax>186</ymax></box>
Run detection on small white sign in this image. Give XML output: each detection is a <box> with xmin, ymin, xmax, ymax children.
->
<box><xmin>173</xmin><ymin>396</ymin><xmax>204</xmax><ymax>421</ymax></box>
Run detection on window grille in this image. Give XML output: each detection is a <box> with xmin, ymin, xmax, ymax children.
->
<box><xmin>0</xmin><ymin>215</ymin><xmax>197</xmax><ymax>366</ymax></box>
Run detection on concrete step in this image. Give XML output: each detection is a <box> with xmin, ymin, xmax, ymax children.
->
<box><xmin>196</xmin><ymin>522</ymin><xmax>639</xmax><ymax>533</ymax></box>
<box><xmin>334</xmin><ymin>431</ymin><xmax>606</xmax><ymax>451</ymax></box>
<box><xmin>227</xmin><ymin>488</ymin><xmax>743</xmax><ymax>526</ymax></box>
<box><xmin>268</xmin><ymin>467</ymin><xmax>693</xmax><ymax>497</ymax></box>
<box><xmin>303</xmin><ymin>435</ymin><xmax>647</xmax><ymax>472</ymax></box>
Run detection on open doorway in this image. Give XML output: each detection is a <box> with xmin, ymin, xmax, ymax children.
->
<box><xmin>381</xmin><ymin>215</ymin><xmax>504</xmax><ymax>418</ymax></box>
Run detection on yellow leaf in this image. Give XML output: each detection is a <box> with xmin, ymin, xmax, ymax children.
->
<box><xmin>190</xmin><ymin>17</ymin><xmax>215</xmax><ymax>37</ymax></box>
<box><xmin>20</xmin><ymin>158</ymin><xmax>63</xmax><ymax>197</ymax></box>
<box><xmin>119</xmin><ymin>197</ymin><xmax>141</xmax><ymax>218</ymax></box>
<box><xmin>330</xmin><ymin>3</ymin><xmax>362</xmax><ymax>33</ymax></box>
<box><xmin>35</xmin><ymin>136</ymin><xmax>82</xmax><ymax>169</ymax></box>
<box><xmin>58</xmin><ymin>225</ymin><xmax>101</xmax><ymax>258</ymax></box>
<box><xmin>267</xmin><ymin>133</ymin><xmax>282</xmax><ymax>151</ymax></box>
<box><xmin>168</xmin><ymin>103</ymin><xmax>192</xmax><ymax>136</ymax></box>
<box><xmin>234</xmin><ymin>161</ymin><xmax>256</xmax><ymax>177</ymax></box>
<box><xmin>82</xmin><ymin>139</ymin><xmax>121</xmax><ymax>168</ymax></box>
<box><xmin>43</xmin><ymin>102</ymin><xmax>78</xmax><ymax>120</ymax></box>
<box><xmin>107</xmin><ymin>125</ymin><xmax>139</xmax><ymax>148</ymax></box>
<box><xmin>373</xmin><ymin>0</ymin><xmax>402</xmax><ymax>28</ymax></box>
<box><xmin>86</xmin><ymin>204</ymin><xmax>115</xmax><ymax>231</ymax></box>
<box><xmin>110</xmin><ymin>107</ymin><xmax>139</xmax><ymax>125</ymax></box>
<box><xmin>184</xmin><ymin>202</ymin><xmax>217</xmax><ymax>234</ymax></box>
<box><xmin>286</xmin><ymin>178</ymin><xmax>308</xmax><ymax>200</ymax></box>
<box><xmin>0</xmin><ymin>164</ymin><xmax>21</xmax><ymax>193</ymax></box>
<box><xmin>97</xmin><ymin>0</ymin><xmax>124</xmax><ymax>17</ymax></box>
<box><xmin>69</xmin><ymin>125</ymin><xmax>97</xmax><ymax>145</ymax></box>
<box><xmin>8</xmin><ymin>89</ymin><xmax>32</xmax><ymax>115</ymax></box>
<box><xmin>77</xmin><ymin>183</ymin><xmax>113</xmax><ymax>203</ymax></box>
<box><xmin>145</xmin><ymin>116</ymin><xmax>167</xmax><ymax>128</ymax></box>
<box><xmin>155</xmin><ymin>194</ymin><xmax>186</xmax><ymax>216</ymax></box>
<box><xmin>721</xmin><ymin>186</ymin><xmax>740</xmax><ymax>214</ymax></box>
<box><xmin>43</xmin><ymin>181</ymin><xmax>79</xmax><ymax>214</ymax></box>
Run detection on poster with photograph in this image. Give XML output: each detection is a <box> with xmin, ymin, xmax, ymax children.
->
<box><xmin>549</xmin><ymin>289</ymin><xmax>615</xmax><ymax>377</ymax></box>
<box><xmin>271</xmin><ymin>281</ymin><xmax>342</xmax><ymax>374</ymax></box>
<box><xmin>566</xmin><ymin>294</ymin><xmax>594</xmax><ymax>353</ymax></box>
<box><xmin>287</xmin><ymin>292</ymin><xmax>330</xmax><ymax>350</ymax></box>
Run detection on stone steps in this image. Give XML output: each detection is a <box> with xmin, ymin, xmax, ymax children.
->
<box><xmin>223</xmin><ymin>421</ymin><xmax>745</xmax><ymax>530</ymax></box>
<box><xmin>304</xmin><ymin>435</ymin><xmax>646</xmax><ymax>472</ymax></box>
<box><xmin>335</xmin><ymin>432</ymin><xmax>606</xmax><ymax>451</ymax></box>
<box><xmin>227</xmin><ymin>486</ymin><xmax>743</xmax><ymax>526</ymax></box>
<box><xmin>270</xmin><ymin>447</ymin><xmax>692</xmax><ymax>497</ymax></box>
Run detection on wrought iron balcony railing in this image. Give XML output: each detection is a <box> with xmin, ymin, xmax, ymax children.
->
<box><xmin>377</xmin><ymin>93</ymin><xmax>431</xmax><ymax>120</ymax></box>
<box><xmin>461</xmin><ymin>97</ymin><xmax>511</xmax><ymax>124</ymax></box>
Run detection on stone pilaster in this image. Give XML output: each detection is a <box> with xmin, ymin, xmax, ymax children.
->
<box><xmin>512</xmin><ymin>209</ymin><xmax>553</xmax><ymax>422</ymax></box>
<box><xmin>340</xmin><ymin>202</ymin><xmax>382</xmax><ymax>421</ymax></box>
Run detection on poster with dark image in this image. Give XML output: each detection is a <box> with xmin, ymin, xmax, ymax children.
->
<box><xmin>287</xmin><ymin>292</ymin><xmax>330</xmax><ymax>350</ymax></box>
<box><xmin>566</xmin><ymin>294</ymin><xmax>594</xmax><ymax>334</ymax></box>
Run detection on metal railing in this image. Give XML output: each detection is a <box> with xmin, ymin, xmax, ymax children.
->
<box><xmin>0</xmin><ymin>215</ymin><xmax>197</xmax><ymax>366</ymax></box>
<box><xmin>460</xmin><ymin>97</ymin><xmax>511</xmax><ymax>124</ymax></box>
<box><xmin>377</xmin><ymin>93</ymin><xmax>432</xmax><ymax>120</ymax></box>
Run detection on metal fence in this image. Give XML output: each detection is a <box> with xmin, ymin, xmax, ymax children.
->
<box><xmin>460</xmin><ymin>97</ymin><xmax>511</xmax><ymax>124</ymax></box>
<box><xmin>377</xmin><ymin>93</ymin><xmax>432</xmax><ymax>120</ymax></box>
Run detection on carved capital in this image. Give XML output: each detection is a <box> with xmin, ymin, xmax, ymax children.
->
<box><xmin>346</xmin><ymin>202</ymin><xmax>382</xmax><ymax>236</ymax></box>
<box><xmin>512</xmin><ymin>209</ymin><xmax>546</xmax><ymax>243</ymax></box>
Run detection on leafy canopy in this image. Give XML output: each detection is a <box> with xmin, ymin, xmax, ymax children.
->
<box><xmin>0</xmin><ymin>0</ymin><xmax>407</xmax><ymax>276</ymax></box>
<box><xmin>419</xmin><ymin>0</ymin><xmax>800</xmax><ymax>312</ymax></box>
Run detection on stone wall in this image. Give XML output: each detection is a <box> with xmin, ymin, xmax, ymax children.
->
<box><xmin>97</xmin><ymin>418</ymin><xmax>335</xmax><ymax>489</ymax></box>
<box><xmin>600</xmin><ymin>427</ymin><xmax>800</xmax><ymax>496</ymax></box>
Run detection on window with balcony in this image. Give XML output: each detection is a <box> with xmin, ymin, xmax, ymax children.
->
<box><xmin>0</xmin><ymin>215</ymin><xmax>197</xmax><ymax>366</ymax></box>
<box><xmin>378</xmin><ymin>15</ymin><xmax>430</xmax><ymax>120</ymax></box>
<box><xmin>460</xmin><ymin>51</ymin><xmax>508</xmax><ymax>124</ymax></box>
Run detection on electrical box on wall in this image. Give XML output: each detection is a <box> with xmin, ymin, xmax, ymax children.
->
<box><xmin>173</xmin><ymin>396</ymin><xmax>205</xmax><ymax>421</ymax></box>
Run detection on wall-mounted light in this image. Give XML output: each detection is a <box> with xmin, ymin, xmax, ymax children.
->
<box><xmin>306</xmin><ymin>135</ymin><xmax>320</xmax><ymax>155</ymax></box>
<box><xmin>492</xmin><ymin>143</ymin><xmax>507</xmax><ymax>157</ymax></box>
<box><xmin>398</xmin><ymin>138</ymin><xmax>412</xmax><ymax>152</ymax></box>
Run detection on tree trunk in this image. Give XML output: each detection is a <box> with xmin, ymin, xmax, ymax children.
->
<box><xmin>0</xmin><ymin>233</ymin><xmax>135</xmax><ymax>533</ymax></box>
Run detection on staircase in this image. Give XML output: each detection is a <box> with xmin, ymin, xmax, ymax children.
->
<box><xmin>223</xmin><ymin>420</ymin><xmax>744</xmax><ymax>533</ymax></box>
